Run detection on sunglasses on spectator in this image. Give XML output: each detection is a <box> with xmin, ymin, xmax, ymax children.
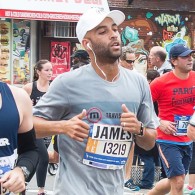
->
<box><xmin>125</xmin><ymin>60</ymin><xmax>135</xmax><ymax>64</ymax></box>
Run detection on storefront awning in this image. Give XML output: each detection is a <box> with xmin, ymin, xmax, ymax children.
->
<box><xmin>0</xmin><ymin>0</ymin><xmax>109</xmax><ymax>21</ymax></box>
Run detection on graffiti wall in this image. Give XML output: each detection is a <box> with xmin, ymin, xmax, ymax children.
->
<box><xmin>120</xmin><ymin>9</ymin><xmax>194</xmax><ymax>75</ymax></box>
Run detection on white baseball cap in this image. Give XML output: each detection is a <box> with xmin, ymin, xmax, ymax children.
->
<box><xmin>76</xmin><ymin>8</ymin><xmax>125</xmax><ymax>43</ymax></box>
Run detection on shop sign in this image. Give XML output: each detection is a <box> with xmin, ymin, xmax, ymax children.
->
<box><xmin>0</xmin><ymin>0</ymin><xmax>109</xmax><ymax>21</ymax></box>
<box><xmin>50</xmin><ymin>41</ymin><xmax>71</xmax><ymax>79</ymax></box>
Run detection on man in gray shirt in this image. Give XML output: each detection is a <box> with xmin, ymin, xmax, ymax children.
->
<box><xmin>33</xmin><ymin>8</ymin><xmax>157</xmax><ymax>195</ymax></box>
<box><xmin>149</xmin><ymin>46</ymin><xmax>172</xmax><ymax>75</ymax></box>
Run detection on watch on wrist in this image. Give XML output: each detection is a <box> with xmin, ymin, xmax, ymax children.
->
<box><xmin>17</xmin><ymin>166</ymin><xmax>30</xmax><ymax>180</ymax></box>
<box><xmin>135</xmin><ymin>122</ymin><xmax>144</xmax><ymax>137</ymax></box>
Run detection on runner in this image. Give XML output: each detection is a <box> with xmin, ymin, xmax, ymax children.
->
<box><xmin>0</xmin><ymin>81</ymin><xmax>38</xmax><ymax>194</ymax></box>
<box><xmin>33</xmin><ymin>8</ymin><xmax>157</xmax><ymax>195</ymax></box>
<box><xmin>148</xmin><ymin>44</ymin><xmax>195</xmax><ymax>195</ymax></box>
<box><xmin>23</xmin><ymin>59</ymin><xmax>53</xmax><ymax>195</ymax></box>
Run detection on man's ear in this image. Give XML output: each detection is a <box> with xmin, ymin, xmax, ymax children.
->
<box><xmin>170</xmin><ymin>58</ymin><xmax>177</xmax><ymax>66</ymax></box>
<box><xmin>82</xmin><ymin>39</ymin><xmax>90</xmax><ymax>51</ymax></box>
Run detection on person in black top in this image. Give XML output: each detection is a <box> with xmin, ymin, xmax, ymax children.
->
<box><xmin>23</xmin><ymin>59</ymin><xmax>52</xmax><ymax>195</ymax></box>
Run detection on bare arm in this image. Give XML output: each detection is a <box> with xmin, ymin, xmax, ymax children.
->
<box><xmin>0</xmin><ymin>86</ymin><xmax>36</xmax><ymax>194</ymax></box>
<box><xmin>187</xmin><ymin>112</ymin><xmax>195</xmax><ymax>141</ymax></box>
<box><xmin>22</xmin><ymin>82</ymin><xmax>33</xmax><ymax>96</ymax></box>
<box><xmin>187</xmin><ymin>124</ymin><xmax>195</xmax><ymax>141</ymax></box>
<box><xmin>134</xmin><ymin>128</ymin><xmax>156</xmax><ymax>151</ymax></box>
<box><xmin>120</xmin><ymin>104</ymin><xmax>156</xmax><ymax>151</ymax></box>
<box><xmin>34</xmin><ymin>109</ymin><xmax>90</xmax><ymax>142</ymax></box>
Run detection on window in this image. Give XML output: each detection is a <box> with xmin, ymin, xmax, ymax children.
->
<box><xmin>43</xmin><ymin>21</ymin><xmax>77</xmax><ymax>38</ymax></box>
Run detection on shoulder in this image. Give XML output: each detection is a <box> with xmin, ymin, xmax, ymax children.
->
<box><xmin>22</xmin><ymin>82</ymin><xmax>33</xmax><ymax>96</ymax></box>
<box><xmin>120</xmin><ymin>67</ymin><xmax>149</xmax><ymax>93</ymax></box>
<box><xmin>154</xmin><ymin>71</ymin><xmax>172</xmax><ymax>82</ymax></box>
<box><xmin>54</xmin><ymin>64</ymin><xmax>91</xmax><ymax>83</ymax></box>
<box><xmin>122</xmin><ymin>67</ymin><xmax>147</xmax><ymax>83</ymax></box>
<box><xmin>9</xmin><ymin>85</ymin><xmax>33</xmax><ymax>133</ymax></box>
<box><xmin>150</xmin><ymin>72</ymin><xmax>173</xmax><ymax>91</ymax></box>
<box><xmin>9</xmin><ymin>85</ymin><xmax>31</xmax><ymax>104</ymax></box>
<box><xmin>190</xmin><ymin>71</ymin><xmax>195</xmax><ymax>76</ymax></box>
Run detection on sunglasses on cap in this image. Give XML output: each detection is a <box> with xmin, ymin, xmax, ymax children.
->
<box><xmin>125</xmin><ymin>60</ymin><xmax>135</xmax><ymax>64</ymax></box>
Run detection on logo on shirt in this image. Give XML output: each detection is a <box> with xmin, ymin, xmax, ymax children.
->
<box><xmin>86</xmin><ymin>107</ymin><xmax>122</xmax><ymax>123</ymax></box>
<box><xmin>172</xmin><ymin>87</ymin><xmax>195</xmax><ymax>106</ymax></box>
<box><xmin>87</xmin><ymin>107</ymin><xmax>102</xmax><ymax>123</ymax></box>
<box><xmin>0</xmin><ymin>138</ymin><xmax>10</xmax><ymax>146</ymax></box>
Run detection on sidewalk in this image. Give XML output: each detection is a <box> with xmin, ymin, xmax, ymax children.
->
<box><xmin>123</xmin><ymin>180</ymin><xmax>188</xmax><ymax>195</ymax></box>
<box><xmin>124</xmin><ymin>188</ymin><xmax>149</xmax><ymax>195</ymax></box>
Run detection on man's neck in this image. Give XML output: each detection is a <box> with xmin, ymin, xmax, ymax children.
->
<box><xmin>173</xmin><ymin>69</ymin><xmax>190</xmax><ymax>80</ymax></box>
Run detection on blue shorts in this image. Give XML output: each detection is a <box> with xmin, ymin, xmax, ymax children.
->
<box><xmin>157</xmin><ymin>143</ymin><xmax>192</xmax><ymax>178</ymax></box>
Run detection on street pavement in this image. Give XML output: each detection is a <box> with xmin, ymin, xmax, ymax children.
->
<box><xmin>26</xmin><ymin>173</ymin><xmax>54</xmax><ymax>195</ymax></box>
<box><xmin>26</xmin><ymin>172</ymin><xmax>149</xmax><ymax>195</ymax></box>
<box><xmin>25</xmin><ymin>172</ymin><xmax>189</xmax><ymax>195</ymax></box>
<box><xmin>24</xmin><ymin>144</ymin><xmax>189</xmax><ymax>195</ymax></box>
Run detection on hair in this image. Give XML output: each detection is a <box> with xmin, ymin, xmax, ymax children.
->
<box><xmin>33</xmin><ymin>59</ymin><xmax>50</xmax><ymax>81</ymax></box>
<box><xmin>193</xmin><ymin>59</ymin><xmax>195</xmax><ymax>71</ymax></box>
<box><xmin>155</xmin><ymin>50</ymin><xmax>166</xmax><ymax>62</ymax></box>
<box><xmin>169</xmin><ymin>57</ymin><xmax>177</xmax><ymax>69</ymax></box>
<box><xmin>120</xmin><ymin>46</ymin><xmax>135</xmax><ymax>61</ymax></box>
<box><xmin>151</xmin><ymin>46</ymin><xmax>167</xmax><ymax>62</ymax></box>
<box><xmin>146</xmin><ymin>69</ymin><xmax>160</xmax><ymax>82</ymax></box>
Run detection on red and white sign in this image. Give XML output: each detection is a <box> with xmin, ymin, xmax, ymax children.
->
<box><xmin>50</xmin><ymin>41</ymin><xmax>71</xmax><ymax>79</ymax></box>
<box><xmin>0</xmin><ymin>0</ymin><xmax>109</xmax><ymax>21</ymax></box>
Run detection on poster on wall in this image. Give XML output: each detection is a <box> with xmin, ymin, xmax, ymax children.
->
<box><xmin>12</xmin><ymin>20</ymin><xmax>30</xmax><ymax>85</ymax></box>
<box><xmin>50</xmin><ymin>41</ymin><xmax>70</xmax><ymax>80</ymax></box>
<box><xmin>0</xmin><ymin>21</ymin><xmax>11</xmax><ymax>83</ymax></box>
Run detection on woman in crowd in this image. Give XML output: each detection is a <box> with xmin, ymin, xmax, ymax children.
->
<box><xmin>23</xmin><ymin>59</ymin><xmax>53</xmax><ymax>195</ymax></box>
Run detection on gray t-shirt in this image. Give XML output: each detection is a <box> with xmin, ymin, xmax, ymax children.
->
<box><xmin>33</xmin><ymin>64</ymin><xmax>157</xmax><ymax>195</ymax></box>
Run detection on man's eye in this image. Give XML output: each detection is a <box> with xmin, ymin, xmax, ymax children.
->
<box><xmin>113</xmin><ymin>28</ymin><xmax>118</xmax><ymax>32</ymax></box>
<box><xmin>99</xmin><ymin>30</ymin><xmax>106</xmax><ymax>34</ymax></box>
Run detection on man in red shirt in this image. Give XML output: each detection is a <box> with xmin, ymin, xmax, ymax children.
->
<box><xmin>148</xmin><ymin>44</ymin><xmax>195</xmax><ymax>195</ymax></box>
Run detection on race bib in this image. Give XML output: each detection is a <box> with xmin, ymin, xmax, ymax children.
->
<box><xmin>83</xmin><ymin>124</ymin><xmax>133</xmax><ymax>170</ymax></box>
<box><xmin>174</xmin><ymin>115</ymin><xmax>191</xmax><ymax>136</ymax></box>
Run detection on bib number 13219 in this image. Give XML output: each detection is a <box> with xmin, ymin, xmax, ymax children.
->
<box><xmin>103</xmin><ymin>142</ymin><xmax>127</xmax><ymax>156</ymax></box>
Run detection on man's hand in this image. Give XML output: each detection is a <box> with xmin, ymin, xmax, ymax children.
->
<box><xmin>61</xmin><ymin>109</ymin><xmax>90</xmax><ymax>142</ymax></box>
<box><xmin>159</xmin><ymin>120</ymin><xmax>177</xmax><ymax>134</ymax></box>
<box><xmin>120</xmin><ymin>104</ymin><xmax>141</xmax><ymax>134</ymax></box>
<box><xmin>0</xmin><ymin>167</ymin><xmax>25</xmax><ymax>194</ymax></box>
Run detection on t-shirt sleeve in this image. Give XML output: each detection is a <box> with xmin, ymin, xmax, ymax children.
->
<box><xmin>136</xmin><ymin>76</ymin><xmax>159</xmax><ymax>129</ymax></box>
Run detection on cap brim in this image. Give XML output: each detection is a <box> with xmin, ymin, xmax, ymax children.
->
<box><xmin>88</xmin><ymin>10</ymin><xmax>125</xmax><ymax>32</ymax></box>
<box><xmin>107</xmin><ymin>10</ymin><xmax>125</xmax><ymax>26</ymax></box>
<box><xmin>179</xmin><ymin>49</ymin><xmax>195</xmax><ymax>56</ymax></box>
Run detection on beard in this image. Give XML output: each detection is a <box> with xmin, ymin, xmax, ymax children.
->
<box><xmin>91</xmin><ymin>42</ymin><xmax>121</xmax><ymax>64</ymax></box>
